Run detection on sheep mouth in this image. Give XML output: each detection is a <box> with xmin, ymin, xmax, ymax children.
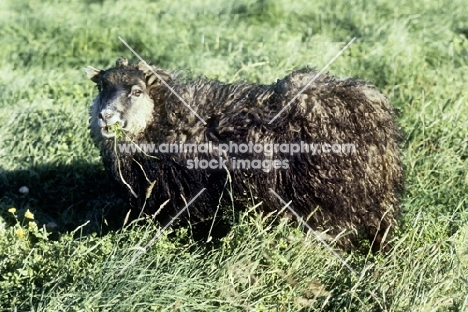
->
<box><xmin>101</xmin><ymin>126</ymin><xmax>116</xmax><ymax>138</ymax></box>
<box><xmin>100</xmin><ymin>120</ymin><xmax>126</xmax><ymax>139</ymax></box>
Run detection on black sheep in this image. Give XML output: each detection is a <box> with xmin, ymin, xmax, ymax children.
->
<box><xmin>85</xmin><ymin>57</ymin><xmax>404</xmax><ymax>251</ymax></box>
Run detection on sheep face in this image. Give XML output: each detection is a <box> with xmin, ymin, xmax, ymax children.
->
<box><xmin>86</xmin><ymin>58</ymin><xmax>156</xmax><ymax>141</ymax></box>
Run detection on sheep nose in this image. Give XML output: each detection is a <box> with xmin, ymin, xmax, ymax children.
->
<box><xmin>99</xmin><ymin>111</ymin><xmax>113</xmax><ymax>121</ymax></box>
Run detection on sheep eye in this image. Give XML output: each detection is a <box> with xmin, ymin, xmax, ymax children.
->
<box><xmin>131</xmin><ymin>89</ymin><xmax>142</xmax><ymax>97</ymax></box>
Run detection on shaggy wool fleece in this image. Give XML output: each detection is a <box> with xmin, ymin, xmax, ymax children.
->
<box><xmin>86</xmin><ymin>57</ymin><xmax>404</xmax><ymax>251</ymax></box>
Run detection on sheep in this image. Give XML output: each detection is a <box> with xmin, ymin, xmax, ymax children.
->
<box><xmin>85</xmin><ymin>56</ymin><xmax>404</xmax><ymax>251</ymax></box>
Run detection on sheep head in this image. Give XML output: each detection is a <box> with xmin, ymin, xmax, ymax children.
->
<box><xmin>85</xmin><ymin>56</ymin><xmax>170</xmax><ymax>141</ymax></box>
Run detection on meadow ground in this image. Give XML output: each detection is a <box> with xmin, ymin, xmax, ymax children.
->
<box><xmin>0</xmin><ymin>0</ymin><xmax>467</xmax><ymax>310</ymax></box>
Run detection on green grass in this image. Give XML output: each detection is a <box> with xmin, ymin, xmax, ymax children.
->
<box><xmin>1</xmin><ymin>0</ymin><xmax>468</xmax><ymax>310</ymax></box>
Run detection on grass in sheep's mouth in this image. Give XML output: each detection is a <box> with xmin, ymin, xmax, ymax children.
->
<box><xmin>107</xmin><ymin>122</ymin><xmax>124</xmax><ymax>139</ymax></box>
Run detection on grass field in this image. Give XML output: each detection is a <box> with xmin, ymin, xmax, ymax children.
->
<box><xmin>0</xmin><ymin>0</ymin><xmax>467</xmax><ymax>310</ymax></box>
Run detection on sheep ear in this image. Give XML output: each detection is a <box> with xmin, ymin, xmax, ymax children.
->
<box><xmin>116</xmin><ymin>56</ymin><xmax>128</xmax><ymax>67</ymax></box>
<box><xmin>84</xmin><ymin>66</ymin><xmax>102</xmax><ymax>83</ymax></box>
<box><xmin>137</xmin><ymin>61</ymin><xmax>171</xmax><ymax>87</ymax></box>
